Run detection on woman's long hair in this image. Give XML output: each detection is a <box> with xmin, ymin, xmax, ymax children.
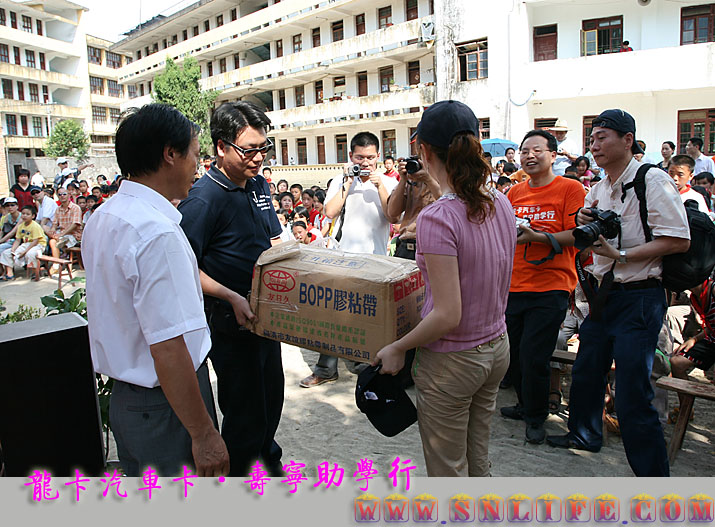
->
<box><xmin>426</xmin><ymin>133</ymin><xmax>494</xmax><ymax>223</ymax></box>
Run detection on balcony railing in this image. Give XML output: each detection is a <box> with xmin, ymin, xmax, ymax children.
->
<box><xmin>0</xmin><ymin>25</ymin><xmax>79</xmax><ymax>58</ymax></box>
<box><xmin>4</xmin><ymin>135</ymin><xmax>47</xmax><ymax>149</ymax></box>
<box><xmin>0</xmin><ymin>99</ymin><xmax>85</xmax><ymax>119</ymax></box>
<box><xmin>0</xmin><ymin>62</ymin><xmax>84</xmax><ymax>89</ymax></box>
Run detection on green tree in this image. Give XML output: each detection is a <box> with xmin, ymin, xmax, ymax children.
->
<box><xmin>45</xmin><ymin>119</ymin><xmax>90</xmax><ymax>160</ymax></box>
<box><xmin>153</xmin><ymin>56</ymin><xmax>219</xmax><ymax>155</ymax></box>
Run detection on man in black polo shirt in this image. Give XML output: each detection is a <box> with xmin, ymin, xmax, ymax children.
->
<box><xmin>179</xmin><ymin>101</ymin><xmax>283</xmax><ymax>476</ymax></box>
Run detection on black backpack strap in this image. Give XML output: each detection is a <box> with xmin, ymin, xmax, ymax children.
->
<box><xmin>523</xmin><ymin>231</ymin><xmax>562</xmax><ymax>265</ymax></box>
<box><xmin>621</xmin><ymin>163</ymin><xmax>655</xmax><ymax>243</ymax></box>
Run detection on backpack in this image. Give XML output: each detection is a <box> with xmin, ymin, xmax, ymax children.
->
<box><xmin>624</xmin><ymin>163</ymin><xmax>715</xmax><ymax>292</ymax></box>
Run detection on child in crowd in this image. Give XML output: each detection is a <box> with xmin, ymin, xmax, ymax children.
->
<box><xmin>302</xmin><ymin>189</ymin><xmax>316</xmax><ymax>220</ymax></box>
<box><xmin>496</xmin><ymin>176</ymin><xmax>512</xmax><ymax>194</ymax></box>
<box><xmin>313</xmin><ymin>190</ymin><xmax>331</xmax><ymax>237</ymax></box>
<box><xmin>278</xmin><ymin>191</ymin><xmax>294</xmax><ymax>212</ymax></box>
<box><xmin>78</xmin><ymin>180</ymin><xmax>90</xmax><ymax>197</ymax></box>
<box><xmin>290</xmin><ymin>184</ymin><xmax>303</xmax><ymax>207</ymax></box>
<box><xmin>84</xmin><ymin>195</ymin><xmax>98</xmax><ymax>224</ymax></box>
<box><xmin>272</xmin><ymin>195</ymin><xmax>280</xmax><ymax>211</ymax></box>
<box><xmin>0</xmin><ymin>205</ymin><xmax>46</xmax><ymax>281</ymax></box>
<box><xmin>668</xmin><ymin>155</ymin><xmax>710</xmax><ymax>213</ymax></box>
<box><xmin>277</xmin><ymin>208</ymin><xmax>294</xmax><ymax>242</ymax></box>
<box><xmin>76</xmin><ymin>195</ymin><xmax>87</xmax><ymax>216</ymax></box>
<box><xmin>91</xmin><ymin>186</ymin><xmax>103</xmax><ymax>204</ymax></box>
<box><xmin>292</xmin><ymin>220</ymin><xmax>322</xmax><ymax>244</ymax></box>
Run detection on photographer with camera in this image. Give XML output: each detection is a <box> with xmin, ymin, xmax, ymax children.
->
<box><xmin>546</xmin><ymin>109</ymin><xmax>690</xmax><ymax>477</ymax></box>
<box><xmin>499</xmin><ymin>129</ymin><xmax>586</xmax><ymax>445</ymax></box>
<box><xmin>299</xmin><ymin>132</ymin><xmax>399</xmax><ymax>388</ymax></box>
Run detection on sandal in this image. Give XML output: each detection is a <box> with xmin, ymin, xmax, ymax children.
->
<box><xmin>549</xmin><ymin>390</ymin><xmax>562</xmax><ymax>412</ymax></box>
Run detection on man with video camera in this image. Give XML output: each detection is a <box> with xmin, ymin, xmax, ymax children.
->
<box><xmin>546</xmin><ymin>109</ymin><xmax>690</xmax><ymax>477</ymax></box>
<box><xmin>299</xmin><ymin>132</ymin><xmax>399</xmax><ymax>388</ymax></box>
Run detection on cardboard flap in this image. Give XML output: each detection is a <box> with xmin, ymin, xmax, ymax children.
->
<box><xmin>256</xmin><ymin>240</ymin><xmax>302</xmax><ymax>265</ymax></box>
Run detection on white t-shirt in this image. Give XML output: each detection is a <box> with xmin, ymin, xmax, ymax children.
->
<box><xmin>31</xmin><ymin>172</ymin><xmax>44</xmax><ymax>187</ymax></box>
<box><xmin>695</xmin><ymin>153</ymin><xmax>715</xmax><ymax>176</ymax></box>
<box><xmin>680</xmin><ymin>187</ymin><xmax>709</xmax><ymax>214</ymax></box>
<box><xmin>325</xmin><ymin>173</ymin><xmax>398</xmax><ymax>255</ymax></box>
<box><xmin>36</xmin><ymin>196</ymin><xmax>57</xmax><ymax>228</ymax></box>
<box><xmin>553</xmin><ymin>136</ymin><xmax>579</xmax><ymax>176</ymax></box>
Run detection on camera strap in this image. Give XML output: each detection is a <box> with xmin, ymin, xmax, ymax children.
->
<box><xmin>334</xmin><ymin>180</ymin><xmax>349</xmax><ymax>242</ymax></box>
<box><xmin>523</xmin><ymin>231</ymin><xmax>562</xmax><ymax>265</ymax></box>
<box><xmin>576</xmin><ymin>229</ymin><xmax>622</xmax><ymax>321</ymax></box>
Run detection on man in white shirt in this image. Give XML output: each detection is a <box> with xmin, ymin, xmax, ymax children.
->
<box><xmin>300</xmin><ymin>132</ymin><xmax>398</xmax><ymax>387</ymax></box>
<box><xmin>686</xmin><ymin>136</ymin><xmax>715</xmax><ymax>176</ymax></box>
<box><xmin>82</xmin><ymin>103</ymin><xmax>229</xmax><ymax>477</ymax></box>
<box><xmin>549</xmin><ymin>119</ymin><xmax>579</xmax><ymax>176</ymax></box>
<box><xmin>30</xmin><ymin>171</ymin><xmax>44</xmax><ymax>188</ymax></box>
<box><xmin>31</xmin><ymin>186</ymin><xmax>57</xmax><ymax>234</ymax></box>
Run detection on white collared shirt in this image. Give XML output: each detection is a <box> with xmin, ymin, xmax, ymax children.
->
<box><xmin>82</xmin><ymin>180</ymin><xmax>210</xmax><ymax>388</ymax></box>
<box><xmin>585</xmin><ymin>158</ymin><xmax>690</xmax><ymax>283</ymax></box>
<box><xmin>694</xmin><ymin>153</ymin><xmax>715</xmax><ymax>176</ymax></box>
<box><xmin>35</xmin><ymin>195</ymin><xmax>57</xmax><ymax>228</ymax></box>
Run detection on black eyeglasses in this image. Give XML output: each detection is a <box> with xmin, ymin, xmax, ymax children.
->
<box><xmin>224</xmin><ymin>138</ymin><xmax>274</xmax><ymax>158</ymax></box>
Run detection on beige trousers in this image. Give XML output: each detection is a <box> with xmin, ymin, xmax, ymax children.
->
<box><xmin>414</xmin><ymin>333</ymin><xmax>510</xmax><ymax>477</ymax></box>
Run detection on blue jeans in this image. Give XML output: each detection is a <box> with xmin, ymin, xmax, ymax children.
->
<box><xmin>567</xmin><ymin>286</ymin><xmax>669</xmax><ymax>477</ymax></box>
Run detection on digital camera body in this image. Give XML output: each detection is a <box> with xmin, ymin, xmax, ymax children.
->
<box><xmin>573</xmin><ymin>207</ymin><xmax>621</xmax><ymax>251</ymax></box>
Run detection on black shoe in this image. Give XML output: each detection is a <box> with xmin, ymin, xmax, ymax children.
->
<box><xmin>546</xmin><ymin>434</ymin><xmax>600</xmax><ymax>453</ymax></box>
<box><xmin>525</xmin><ymin>423</ymin><xmax>546</xmax><ymax>444</ymax></box>
<box><xmin>500</xmin><ymin>405</ymin><xmax>524</xmax><ymax>420</ymax></box>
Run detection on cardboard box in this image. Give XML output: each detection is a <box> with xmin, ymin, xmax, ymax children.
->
<box><xmin>250</xmin><ymin>241</ymin><xmax>425</xmax><ymax>363</ymax></box>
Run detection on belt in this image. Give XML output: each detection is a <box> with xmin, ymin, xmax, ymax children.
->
<box><xmin>609</xmin><ymin>278</ymin><xmax>662</xmax><ymax>291</ymax></box>
<box><xmin>476</xmin><ymin>333</ymin><xmax>506</xmax><ymax>351</ymax></box>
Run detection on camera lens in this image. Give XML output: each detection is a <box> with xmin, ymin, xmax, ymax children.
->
<box><xmin>573</xmin><ymin>222</ymin><xmax>603</xmax><ymax>251</ymax></box>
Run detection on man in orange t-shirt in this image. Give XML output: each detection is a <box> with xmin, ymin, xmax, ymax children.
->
<box><xmin>500</xmin><ymin>129</ymin><xmax>586</xmax><ymax>445</ymax></box>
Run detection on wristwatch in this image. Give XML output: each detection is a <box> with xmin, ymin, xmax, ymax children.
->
<box><xmin>618</xmin><ymin>250</ymin><xmax>627</xmax><ymax>264</ymax></box>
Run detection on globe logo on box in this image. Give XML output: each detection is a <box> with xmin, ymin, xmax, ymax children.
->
<box><xmin>263</xmin><ymin>270</ymin><xmax>296</xmax><ymax>292</ymax></box>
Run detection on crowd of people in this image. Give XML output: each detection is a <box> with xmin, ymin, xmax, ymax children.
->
<box><xmin>2</xmin><ymin>100</ymin><xmax>714</xmax><ymax>480</ymax></box>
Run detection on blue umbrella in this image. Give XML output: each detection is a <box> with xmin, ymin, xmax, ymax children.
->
<box><xmin>480</xmin><ymin>138</ymin><xmax>518</xmax><ymax>157</ymax></box>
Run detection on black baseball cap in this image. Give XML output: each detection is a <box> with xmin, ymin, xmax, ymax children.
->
<box><xmin>29</xmin><ymin>185</ymin><xmax>42</xmax><ymax>194</ymax></box>
<box><xmin>411</xmin><ymin>100</ymin><xmax>480</xmax><ymax>149</ymax></box>
<box><xmin>591</xmin><ymin>109</ymin><xmax>644</xmax><ymax>155</ymax></box>
<box><xmin>355</xmin><ymin>365</ymin><xmax>417</xmax><ymax>437</ymax></box>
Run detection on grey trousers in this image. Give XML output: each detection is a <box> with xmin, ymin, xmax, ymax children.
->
<box><xmin>109</xmin><ymin>362</ymin><xmax>217</xmax><ymax>477</ymax></box>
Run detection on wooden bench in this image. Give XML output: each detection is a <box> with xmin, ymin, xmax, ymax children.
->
<box><xmin>37</xmin><ymin>255</ymin><xmax>73</xmax><ymax>289</ymax></box>
<box><xmin>655</xmin><ymin>376</ymin><xmax>715</xmax><ymax>464</ymax></box>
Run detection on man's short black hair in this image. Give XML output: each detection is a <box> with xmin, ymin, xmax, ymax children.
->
<box><xmin>384</xmin><ymin>155</ymin><xmax>394</xmax><ymax>162</ymax></box>
<box><xmin>290</xmin><ymin>183</ymin><xmax>303</xmax><ymax>192</ymax></box>
<box><xmin>350</xmin><ymin>132</ymin><xmax>379</xmax><ymax>152</ymax></box>
<box><xmin>693</xmin><ymin>171</ymin><xmax>714</xmax><ymax>185</ymax></box>
<box><xmin>496</xmin><ymin>176</ymin><xmax>511</xmax><ymax>186</ymax></box>
<box><xmin>263</xmin><ymin>167</ymin><xmax>272</xmax><ymax>174</ymax></box>
<box><xmin>21</xmin><ymin>204</ymin><xmax>37</xmax><ymax>217</ymax></box>
<box><xmin>503</xmin><ymin>162</ymin><xmax>517</xmax><ymax>174</ymax></box>
<box><xmin>689</xmin><ymin>137</ymin><xmax>704</xmax><ymax>151</ymax></box>
<box><xmin>211</xmin><ymin>101</ymin><xmax>271</xmax><ymax>150</ymax></box>
<box><xmin>86</xmin><ymin>195</ymin><xmax>98</xmax><ymax>204</ymax></box>
<box><xmin>671</xmin><ymin>154</ymin><xmax>695</xmax><ymax>172</ymax></box>
<box><xmin>520</xmin><ymin>129</ymin><xmax>558</xmax><ymax>152</ymax></box>
<box><xmin>115</xmin><ymin>103</ymin><xmax>199</xmax><ymax>178</ymax></box>
<box><xmin>76</xmin><ymin>195</ymin><xmax>87</xmax><ymax>202</ymax></box>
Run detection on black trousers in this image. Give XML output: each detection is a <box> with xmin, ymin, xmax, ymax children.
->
<box><xmin>505</xmin><ymin>290</ymin><xmax>569</xmax><ymax>426</ymax></box>
<box><xmin>205</xmin><ymin>299</ymin><xmax>284</xmax><ymax>476</ymax></box>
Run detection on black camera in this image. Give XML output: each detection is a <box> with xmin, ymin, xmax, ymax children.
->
<box><xmin>573</xmin><ymin>207</ymin><xmax>621</xmax><ymax>251</ymax></box>
<box><xmin>405</xmin><ymin>156</ymin><xmax>422</xmax><ymax>175</ymax></box>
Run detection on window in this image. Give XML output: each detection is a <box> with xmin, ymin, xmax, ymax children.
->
<box><xmin>0</xmin><ymin>9</ymin><xmax>5</xmax><ymax>26</ymax></box>
<box><xmin>139</xmin><ymin>84</ymin><xmax>145</xmax><ymax>96</ymax></box>
<box><xmin>406</xmin><ymin>0</ymin><xmax>418</xmax><ymax>21</ymax></box>
<box><xmin>90</xmin><ymin>76</ymin><xmax>104</xmax><ymax>95</ymax></box>
<box><xmin>378</xmin><ymin>6</ymin><xmax>392</xmax><ymax>29</ymax></box>
<box><xmin>39</xmin><ymin>52</ymin><xmax>45</xmax><ymax>70</ymax></box>
<box><xmin>36</xmin><ymin>19</ymin><xmax>42</xmax><ymax>35</ymax></box>
<box><xmin>534</xmin><ymin>24</ymin><xmax>557</xmax><ymax>61</ymax></box>
<box><xmin>207</xmin><ymin>62</ymin><xmax>213</xmax><ymax>76</ymax></box>
<box><xmin>88</xmin><ymin>46</ymin><xmax>102</xmax><ymax>65</ymax></box>
<box><xmin>2</xmin><ymin>79</ymin><xmax>13</xmax><ymax>99</ymax></box>
<box><xmin>355</xmin><ymin>14</ymin><xmax>366</xmax><ymax>35</ymax></box>
<box><xmin>295</xmin><ymin>85</ymin><xmax>305</xmax><ymax>107</ymax></box>
<box><xmin>357</xmin><ymin>71</ymin><xmax>368</xmax><ymax>96</ymax></box>
<box><xmin>128</xmin><ymin>85</ymin><xmax>137</xmax><ymax>98</ymax></box>
<box><xmin>457</xmin><ymin>38</ymin><xmax>488</xmax><ymax>80</ymax></box>
<box><xmin>32</xmin><ymin>116</ymin><xmax>42</xmax><ymax>136</ymax></box>
<box><xmin>231</xmin><ymin>8</ymin><xmax>237</xmax><ymax>21</ymax></box>
<box><xmin>219</xmin><ymin>57</ymin><xmax>226</xmax><ymax>73</ymax></box>
<box><xmin>315</xmin><ymin>80</ymin><xmax>323</xmax><ymax>103</ymax></box>
<box><xmin>379</xmin><ymin>66</ymin><xmax>394</xmax><ymax>93</ymax></box>
<box><xmin>193</xmin><ymin>25</ymin><xmax>199</xmax><ymax>37</ymax></box>
<box><xmin>281</xmin><ymin>139</ymin><xmax>288</xmax><ymax>165</ymax></box>
<box><xmin>91</xmin><ymin>135</ymin><xmax>112</xmax><ymax>144</ymax></box>
<box><xmin>583</xmin><ymin>115</ymin><xmax>598</xmax><ymax>153</ymax></box>
<box><xmin>678</xmin><ymin>108</ymin><xmax>715</xmax><ymax>155</ymax></box>
<box><xmin>162</xmin><ymin>38</ymin><xmax>168</xmax><ymax>49</ymax></box>
<box><xmin>110</xmin><ymin>108</ymin><xmax>121</xmax><ymax>124</ymax></box>
<box><xmin>22</xmin><ymin>15</ymin><xmax>31</xmax><ymax>32</ymax></box>
<box><xmin>333</xmin><ymin>76</ymin><xmax>346</xmax><ymax>97</ymax></box>
<box><xmin>279</xmin><ymin>89</ymin><xmax>286</xmax><ymax>110</ymax></box>
<box><xmin>534</xmin><ymin>117</ymin><xmax>557</xmax><ymax>129</ymax></box>
<box><xmin>182</xmin><ymin>29</ymin><xmax>188</xmax><ymax>40</ymax></box>
<box><xmin>106</xmin><ymin>52</ymin><xmax>122</xmax><ymax>69</ymax></box>
<box><xmin>382</xmin><ymin>130</ymin><xmax>396</xmax><ymax>157</ymax></box>
<box><xmin>216</xmin><ymin>14</ymin><xmax>223</xmax><ymax>27</ymax></box>
<box><xmin>29</xmin><ymin>83</ymin><xmax>38</xmax><ymax>102</ymax></box>
<box><xmin>317</xmin><ymin>136</ymin><xmax>326</xmax><ymax>164</ymax></box>
<box><xmin>21</xmin><ymin>115</ymin><xmax>28</xmax><ymax>135</ymax></box>
<box><xmin>137</xmin><ymin>50</ymin><xmax>142</xmax><ymax>60</ymax></box>
<box><xmin>0</xmin><ymin>45</ymin><xmax>8</xmax><ymax>63</ymax></box>
<box><xmin>479</xmin><ymin>118</ymin><xmax>490</xmax><ymax>140</ymax></box>
<box><xmin>293</xmin><ymin>34</ymin><xmax>302</xmax><ymax>53</ymax></box>
<box><xmin>408</xmin><ymin>61</ymin><xmax>420</xmax><ymax>85</ymax></box>
<box><xmin>581</xmin><ymin>16</ymin><xmax>623</xmax><ymax>56</ymax></box>
<box><xmin>92</xmin><ymin>106</ymin><xmax>107</xmax><ymax>124</ymax></box>
<box><xmin>297</xmin><ymin>138</ymin><xmax>307</xmax><ymax>164</ymax></box>
<box><xmin>108</xmin><ymin>80</ymin><xmax>121</xmax><ymax>97</ymax></box>
<box><xmin>42</xmin><ymin>85</ymin><xmax>49</xmax><ymax>103</ymax></box>
<box><xmin>681</xmin><ymin>4</ymin><xmax>715</xmax><ymax>45</ymax></box>
<box><xmin>312</xmin><ymin>27</ymin><xmax>321</xmax><ymax>47</ymax></box>
<box><xmin>234</xmin><ymin>53</ymin><xmax>240</xmax><ymax>69</ymax></box>
<box><xmin>275</xmin><ymin>39</ymin><xmax>283</xmax><ymax>57</ymax></box>
<box><xmin>336</xmin><ymin>134</ymin><xmax>348</xmax><ymax>163</ymax></box>
<box><xmin>332</xmin><ymin>20</ymin><xmax>344</xmax><ymax>42</ymax></box>
<box><xmin>25</xmin><ymin>50</ymin><xmax>36</xmax><ymax>68</ymax></box>
<box><xmin>125</xmin><ymin>55</ymin><xmax>133</xmax><ymax>65</ymax></box>
<box><xmin>10</xmin><ymin>11</ymin><xmax>17</xmax><ymax>29</ymax></box>
<box><xmin>17</xmin><ymin>81</ymin><xmax>24</xmax><ymax>100</ymax></box>
<box><xmin>13</xmin><ymin>47</ymin><xmax>20</xmax><ymax>64</ymax></box>
<box><xmin>6</xmin><ymin>115</ymin><xmax>17</xmax><ymax>135</ymax></box>
<box><xmin>204</xmin><ymin>20</ymin><xmax>210</xmax><ymax>32</ymax></box>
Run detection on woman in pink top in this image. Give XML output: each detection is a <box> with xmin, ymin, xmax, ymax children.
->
<box><xmin>374</xmin><ymin>101</ymin><xmax>516</xmax><ymax>476</ymax></box>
